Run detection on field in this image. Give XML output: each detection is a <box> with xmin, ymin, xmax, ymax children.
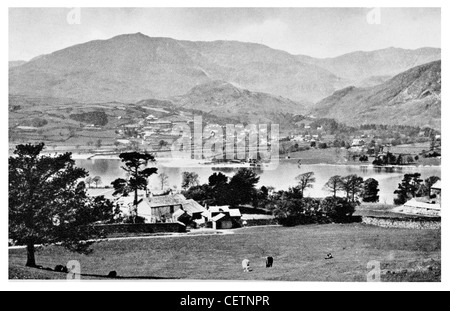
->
<box><xmin>9</xmin><ymin>224</ymin><xmax>441</xmax><ymax>282</ymax></box>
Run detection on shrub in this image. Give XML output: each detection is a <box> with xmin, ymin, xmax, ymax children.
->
<box><xmin>274</xmin><ymin>197</ymin><xmax>328</xmax><ymax>226</ymax></box>
<box><xmin>319</xmin><ymin>197</ymin><xmax>357</xmax><ymax>223</ymax></box>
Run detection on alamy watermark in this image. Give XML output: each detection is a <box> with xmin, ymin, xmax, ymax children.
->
<box><xmin>170</xmin><ymin>116</ymin><xmax>280</xmax><ymax>170</ymax></box>
<box><xmin>367</xmin><ymin>260</ymin><xmax>381</xmax><ymax>282</ymax></box>
<box><xmin>367</xmin><ymin>8</ymin><xmax>381</xmax><ymax>25</ymax></box>
<box><xmin>67</xmin><ymin>260</ymin><xmax>81</xmax><ymax>280</ymax></box>
<box><xmin>67</xmin><ymin>8</ymin><xmax>81</xmax><ymax>25</ymax></box>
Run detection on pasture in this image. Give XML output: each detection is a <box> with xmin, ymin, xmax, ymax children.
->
<box><xmin>9</xmin><ymin>224</ymin><xmax>440</xmax><ymax>282</ymax></box>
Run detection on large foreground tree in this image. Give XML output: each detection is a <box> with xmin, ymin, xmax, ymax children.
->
<box><xmin>9</xmin><ymin>143</ymin><xmax>115</xmax><ymax>267</ymax></box>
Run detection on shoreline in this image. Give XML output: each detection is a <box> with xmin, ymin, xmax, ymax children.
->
<box><xmin>10</xmin><ymin>151</ymin><xmax>441</xmax><ymax>168</ymax></box>
<box><xmin>70</xmin><ymin>154</ymin><xmax>441</xmax><ymax>168</ymax></box>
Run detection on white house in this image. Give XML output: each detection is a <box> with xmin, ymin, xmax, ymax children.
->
<box><xmin>393</xmin><ymin>198</ymin><xmax>441</xmax><ymax>217</ymax></box>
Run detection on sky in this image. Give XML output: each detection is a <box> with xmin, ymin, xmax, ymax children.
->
<box><xmin>9</xmin><ymin>7</ymin><xmax>441</xmax><ymax>61</ymax></box>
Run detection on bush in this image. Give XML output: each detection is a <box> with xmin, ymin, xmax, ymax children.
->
<box><xmin>319</xmin><ymin>197</ymin><xmax>357</xmax><ymax>223</ymax></box>
<box><xmin>274</xmin><ymin>197</ymin><xmax>329</xmax><ymax>226</ymax></box>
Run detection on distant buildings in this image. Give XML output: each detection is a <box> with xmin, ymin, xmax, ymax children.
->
<box><xmin>393</xmin><ymin>181</ymin><xmax>441</xmax><ymax>217</ymax></box>
<box><xmin>352</xmin><ymin>139</ymin><xmax>365</xmax><ymax>147</ymax></box>
<box><xmin>431</xmin><ymin>181</ymin><xmax>441</xmax><ymax>204</ymax></box>
<box><xmin>394</xmin><ymin>198</ymin><xmax>441</xmax><ymax>217</ymax></box>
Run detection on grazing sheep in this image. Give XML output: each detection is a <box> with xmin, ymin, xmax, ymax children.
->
<box><xmin>242</xmin><ymin>259</ymin><xmax>251</xmax><ymax>272</ymax></box>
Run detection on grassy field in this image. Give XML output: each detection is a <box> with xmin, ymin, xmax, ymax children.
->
<box><xmin>9</xmin><ymin>224</ymin><xmax>441</xmax><ymax>282</ymax></box>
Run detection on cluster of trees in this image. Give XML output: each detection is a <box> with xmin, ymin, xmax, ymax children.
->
<box><xmin>181</xmin><ymin>169</ymin><xmax>381</xmax><ymax>227</ymax></box>
<box><xmin>394</xmin><ymin>174</ymin><xmax>440</xmax><ymax>205</ymax></box>
<box><xmin>360</xmin><ymin>124</ymin><xmax>438</xmax><ymax>143</ymax></box>
<box><xmin>372</xmin><ymin>153</ymin><xmax>419</xmax><ymax>166</ymax></box>
<box><xmin>323</xmin><ymin>174</ymin><xmax>380</xmax><ymax>203</ymax></box>
<box><xmin>267</xmin><ymin>173</ymin><xmax>380</xmax><ymax>226</ymax></box>
<box><xmin>182</xmin><ymin>169</ymin><xmax>261</xmax><ymax>208</ymax></box>
<box><xmin>271</xmin><ymin>194</ymin><xmax>357</xmax><ymax>226</ymax></box>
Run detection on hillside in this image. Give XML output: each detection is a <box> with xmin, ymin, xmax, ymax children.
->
<box><xmin>172</xmin><ymin>80</ymin><xmax>307</xmax><ymax>125</ymax></box>
<box><xmin>297</xmin><ymin>47</ymin><xmax>441</xmax><ymax>86</ymax></box>
<box><xmin>9</xmin><ymin>33</ymin><xmax>341</xmax><ymax>103</ymax></box>
<box><xmin>313</xmin><ymin>61</ymin><xmax>441</xmax><ymax>129</ymax></box>
<box><xmin>9</xmin><ymin>60</ymin><xmax>27</xmax><ymax>68</ymax></box>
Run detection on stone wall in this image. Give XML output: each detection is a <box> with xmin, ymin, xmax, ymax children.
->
<box><xmin>93</xmin><ymin>223</ymin><xmax>186</xmax><ymax>237</ymax></box>
<box><xmin>362</xmin><ymin>216</ymin><xmax>441</xmax><ymax>230</ymax></box>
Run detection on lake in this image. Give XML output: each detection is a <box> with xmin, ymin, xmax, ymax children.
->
<box><xmin>76</xmin><ymin>159</ymin><xmax>441</xmax><ymax>205</ymax></box>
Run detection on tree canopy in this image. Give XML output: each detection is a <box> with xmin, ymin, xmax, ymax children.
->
<box><xmin>9</xmin><ymin>143</ymin><xmax>115</xmax><ymax>267</ymax></box>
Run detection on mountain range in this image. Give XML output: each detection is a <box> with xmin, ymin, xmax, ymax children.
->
<box><xmin>9</xmin><ymin>33</ymin><xmax>441</xmax><ymax>128</ymax></box>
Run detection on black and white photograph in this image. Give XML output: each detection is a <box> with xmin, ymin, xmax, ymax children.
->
<box><xmin>3</xmin><ymin>2</ymin><xmax>447</xmax><ymax>292</ymax></box>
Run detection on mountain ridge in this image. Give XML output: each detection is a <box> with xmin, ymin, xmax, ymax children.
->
<box><xmin>11</xmin><ymin>33</ymin><xmax>440</xmax><ymax>105</ymax></box>
<box><xmin>313</xmin><ymin>60</ymin><xmax>441</xmax><ymax>129</ymax></box>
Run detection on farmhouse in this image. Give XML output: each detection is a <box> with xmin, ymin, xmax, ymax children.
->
<box><xmin>88</xmin><ymin>187</ymin><xmax>206</xmax><ymax>225</ymax></box>
<box><xmin>206</xmin><ymin>206</ymin><xmax>242</xmax><ymax>229</ymax></box>
<box><xmin>119</xmin><ymin>193</ymin><xmax>207</xmax><ymax>224</ymax></box>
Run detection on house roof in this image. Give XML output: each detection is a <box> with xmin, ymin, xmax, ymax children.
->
<box><xmin>173</xmin><ymin>209</ymin><xmax>186</xmax><ymax>219</ymax></box>
<box><xmin>183</xmin><ymin>200</ymin><xmax>207</xmax><ymax>215</ymax></box>
<box><xmin>403</xmin><ymin>198</ymin><xmax>441</xmax><ymax>211</ymax></box>
<box><xmin>229</xmin><ymin>209</ymin><xmax>242</xmax><ymax>218</ymax></box>
<box><xmin>147</xmin><ymin>194</ymin><xmax>186</xmax><ymax>208</ymax></box>
<box><xmin>432</xmin><ymin>180</ymin><xmax>441</xmax><ymax>190</ymax></box>
<box><xmin>212</xmin><ymin>213</ymin><xmax>226</xmax><ymax>222</ymax></box>
<box><xmin>209</xmin><ymin>206</ymin><xmax>230</xmax><ymax>214</ymax></box>
<box><xmin>209</xmin><ymin>206</ymin><xmax>241</xmax><ymax>218</ymax></box>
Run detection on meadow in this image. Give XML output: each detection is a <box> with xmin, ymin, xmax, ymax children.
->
<box><xmin>9</xmin><ymin>224</ymin><xmax>441</xmax><ymax>282</ymax></box>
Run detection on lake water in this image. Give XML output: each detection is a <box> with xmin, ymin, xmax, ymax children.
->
<box><xmin>76</xmin><ymin>159</ymin><xmax>441</xmax><ymax>205</ymax></box>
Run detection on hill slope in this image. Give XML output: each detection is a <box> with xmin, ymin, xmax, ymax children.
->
<box><xmin>313</xmin><ymin>61</ymin><xmax>441</xmax><ymax>129</ymax></box>
<box><xmin>9</xmin><ymin>60</ymin><xmax>27</xmax><ymax>68</ymax></box>
<box><xmin>172</xmin><ymin>80</ymin><xmax>307</xmax><ymax>125</ymax></box>
<box><xmin>9</xmin><ymin>33</ymin><xmax>341</xmax><ymax>103</ymax></box>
